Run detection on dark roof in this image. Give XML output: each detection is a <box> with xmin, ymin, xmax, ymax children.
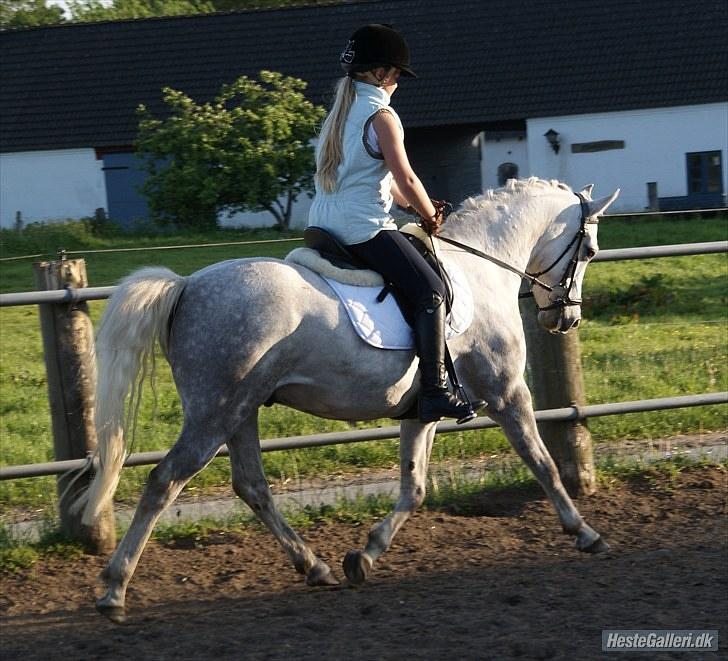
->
<box><xmin>2</xmin><ymin>0</ymin><xmax>727</xmax><ymax>152</ymax></box>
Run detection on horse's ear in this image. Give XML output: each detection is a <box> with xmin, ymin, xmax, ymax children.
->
<box><xmin>588</xmin><ymin>189</ymin><xmax>620</xmax><ymax>217</ymax></box>
<box><xmin>579</xmin><ymin>184</ymin><xmax>594</xmax><ymax>198</ymax></box>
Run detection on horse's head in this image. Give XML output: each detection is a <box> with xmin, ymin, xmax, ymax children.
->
<box><xmin>530</xmin><ymin>185</ymin><xmax>620</xmax><ymax>334</ymax></box>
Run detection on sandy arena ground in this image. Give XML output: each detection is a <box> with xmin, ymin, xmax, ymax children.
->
<box><xmin>1</xmin><ymin>465</ymin><xmax>726</xmax><ymax>660</ymax></box>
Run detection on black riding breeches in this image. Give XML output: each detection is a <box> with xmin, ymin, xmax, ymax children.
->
<box><xmin>347</xmin><ymin>229</ymin><xmax>446</xmax><ymax>323</ymax></box>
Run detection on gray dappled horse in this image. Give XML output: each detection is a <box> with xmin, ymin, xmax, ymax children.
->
<box><xmin>79</xmin><ymin>178</ymin><xmax>619</xmax><ymax>622</ymax></box>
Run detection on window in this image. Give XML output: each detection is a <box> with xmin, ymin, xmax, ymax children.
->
<box><xmin>659</xmin><ymin>151</ymin><xmax>725</xmax><ymax>210</ymax></box>
<box><xmin>687</xmin><ymin>151</ymin><xmax>723</xmax><ymax>194</ymax></box>
<box><xmin>498</xmin><ymin>162</ymin><xmax>518</xmax><ymax>186</ymax></box>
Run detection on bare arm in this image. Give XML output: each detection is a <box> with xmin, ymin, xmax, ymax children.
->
<box><xmin>389</xmin><ymin>178</ymin><xmax>410</xmax><ymax>209</ymax></box>
<box><xmin>373</xmin><ymin>111</ymin><xmax>437</xmax><ymax>222</ymax></box>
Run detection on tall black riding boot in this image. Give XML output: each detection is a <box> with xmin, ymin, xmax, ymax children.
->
<box><xmin>414</xmin><ymin>294</ymin><xmax>485</xmax><ymax>424</ymax></box>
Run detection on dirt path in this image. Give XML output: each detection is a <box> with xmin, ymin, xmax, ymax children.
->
<box><xmin>1</xmin><ymin>465</ymin><xmax>726</xmax><ymax>660</ymax></box>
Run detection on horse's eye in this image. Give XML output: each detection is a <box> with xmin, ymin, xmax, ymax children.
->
<box><xmin>586</xmin><ymin>248</ymin><xmax>597</xmax><ymax>260</ymax></box>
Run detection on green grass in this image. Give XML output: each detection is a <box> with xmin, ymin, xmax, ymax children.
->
<box><xmin>580</xmin><ymin>243</ymin><xmax>727</xmax><ymax>439</ymax></box>
<box><xmin>0</xmin><ymin>220</ymin><xmax>303</xmax><ymax>294</ymax></box>
<box><xmin>597</xmin><ymin>452</ymin><xmax>719</xmax><ymax>485</ymax></box>
<box><xmin>0</xmin><ymin>521</ymin><xmax>84</xmax><ymax>573</ymax></box>
<box><xmin>0</xmin><ymin>215</ymin><xmax>726</xmax><ymax>515</ymax></box>
<box><xmin>598</xmin><ymin>213</ymin><xmax>727</xmax><ymax>248</ymax></box>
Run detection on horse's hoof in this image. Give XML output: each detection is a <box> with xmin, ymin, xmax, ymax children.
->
<box><xmin>579</xmin><ymin>536</ymin><xmax>611</xmax><ymax>554</ymax></box>
<box><xmin>343</xmin><ymin>550</ymin><xmax>372</xmax><ymax>586</ymax></box>
<box><xmin>306</xmin><ymin>561</ymin><xmax>340</xmax><ymax>587</ymax></box>
<box><xmin>96</xmin><ymin>602</ymin><xmax>127</xmax><ymax>624</ymax></box>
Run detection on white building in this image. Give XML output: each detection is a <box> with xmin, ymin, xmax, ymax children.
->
<box><xmin>484</xmin><ymin>104</ymin><xmax>728</xmax><ymax>212</ymax></box>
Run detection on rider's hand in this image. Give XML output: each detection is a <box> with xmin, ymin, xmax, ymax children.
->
<box><xmin>420</xmin><ymin>199</ymin><xmax>451</xmax><ymax>236</ymax></box>
<box><xmin>420</xmin><ymin>211</ymin><xmax>441</xmax><ymax>235</ymax></box>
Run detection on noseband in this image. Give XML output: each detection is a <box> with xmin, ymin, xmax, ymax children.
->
<box><xmin>435</xmin><ymin>192</ymin><xmax>597</xmax><ymax>313</ymax></box>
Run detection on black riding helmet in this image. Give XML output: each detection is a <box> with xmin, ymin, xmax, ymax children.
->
<box><xmin>340</xmin><ymin>24</ymin><xmax>417</xmax><ymax>78</ymax></box>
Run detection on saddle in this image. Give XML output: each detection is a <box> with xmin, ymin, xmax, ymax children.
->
<box><xmin>303</xmin><ymin>227</ymin><xmax>454</xmax><ymax>311</ymax></box>
<box><xmin>301</xmin><ymin>226</ymin><xmax>469</xmax><ymax>421</ymax></box>
<box><xmin>303</xmin><ymin>227</ymin><xmax>368</xmax><ymax>270</ymax></box>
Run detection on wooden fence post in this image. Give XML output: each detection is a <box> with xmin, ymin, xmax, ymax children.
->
<box><xmin>34</xmin><ymin>255</ymin><xmax>116</xmax><ymax>553</ymax></box>
<box><xmin>520</xmin><ymin>301</ymin><xmax>596</xmax><ymax>497</ymax></box>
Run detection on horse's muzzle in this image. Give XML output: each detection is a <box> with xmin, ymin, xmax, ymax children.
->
<box><xmin>539</xmin><ymin>307</ymin><xmax>581</xmax><ymax>334</ymax></box>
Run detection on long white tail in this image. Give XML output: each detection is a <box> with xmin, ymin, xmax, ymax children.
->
<box><xmin>78</xmin><ymin>267</ymin><xmax>186</xmax><ymax>526</ymax></box>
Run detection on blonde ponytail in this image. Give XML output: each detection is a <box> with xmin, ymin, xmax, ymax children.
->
<box><xmin>316</xmin><ymin>76</ymin><xmax>356</xmax><ymax>193</ymax></box>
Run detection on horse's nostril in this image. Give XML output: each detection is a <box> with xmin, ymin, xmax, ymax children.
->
<box><xmin>573</xmin><ymin>318</ymin><xmax>580</xmax><ymax>329</ymax></box>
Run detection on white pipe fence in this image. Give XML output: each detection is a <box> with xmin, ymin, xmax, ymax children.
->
<box><xmin>0</xmin><ymin>392</ymin><xmax>725</xmax><ymax>481</ymax></box>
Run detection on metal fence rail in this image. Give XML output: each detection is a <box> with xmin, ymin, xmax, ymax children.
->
<box><xmin>1</xmin><ymin>392</ymin><xmax>725</xmax><ymax>481</ymax></box>
<box><xmin>0</xmin><ymin>285</ymin><xmax>115</xmax><ymax>307</ymax></box>
<box><xmin>591</xmin><ymin>241</ymin><xmax>728</xmax><ymax>262</ymax></box>
<box><xmin>1</xmin><ymin>241</ymin><xmax>727</xmax><ymax>307</ymax></box>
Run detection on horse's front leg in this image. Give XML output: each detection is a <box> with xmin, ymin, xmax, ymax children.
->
<box><xmin>489</xmin><ymin>382</ymin><xmax>609</xmax><ymax>553</ymax></box>
<box><xmin>343</xmin><ymin>418</ymin><xmax>437</xmax><ymax>585</ymax></box>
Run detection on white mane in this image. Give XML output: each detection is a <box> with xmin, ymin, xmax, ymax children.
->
<box><xmin>451</xmin><ymin>177</ymin><xmax>573</xmax><ymax>225</ymax></box>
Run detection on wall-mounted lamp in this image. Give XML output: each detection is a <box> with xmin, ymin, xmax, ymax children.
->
<box><xmin>544</xmin><ymin>129</ymin><xmax>560</xmax><ymax>154</ymax></box>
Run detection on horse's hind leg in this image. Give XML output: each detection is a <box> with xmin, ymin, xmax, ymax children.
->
<box><xmin>227</xmin><ymin>412</ymin><xmax>339</xmax><ymax>586</ymax></box>
<box><xmin>344</xmin><ymin>419</ymin><xmax>437</xmax><ymax>585</ymax></box>
<box><xmin>490</xmin><ymin>383</ymin><xmax>609</xmax><ymax>553</ymax></box>
<box><xmin>97</xmin><ymin>423</ymin><xmax>225</xmax><ymax>622</ymax></box>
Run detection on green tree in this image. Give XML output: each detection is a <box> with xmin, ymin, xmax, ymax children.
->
<box><xmin>1</xmin><ymin>0</ymin><xmax>334</xmax><ymax>28</ymax></box>
<box><xmin>66</xmin><ymin>0</ymin><xmax>214</xmax><ymax>21</ymax></box>
<box><xmin>209</xmin><ymin>0</ymin><xmax>339</xmax><ymax>9</ymax></box>
<box><xmin>0</xmin><ymin>1</ymin><xmax>66</xmax><ymax>29</ymax></box>
<box><xmin>136</xmin><ymin>71</ymin><xmax>325</xmax><ymax>230</ymax></box>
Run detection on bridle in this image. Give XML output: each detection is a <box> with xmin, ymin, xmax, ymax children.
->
<box><xmin>434</xmin><ymin>192</ymin><xmax>597</xmax><ymax>313</ymax></box>
<box><xmin>523</xmin><ymin>191</ymin><xmax>596</xmax><ymax>311</ymax></box>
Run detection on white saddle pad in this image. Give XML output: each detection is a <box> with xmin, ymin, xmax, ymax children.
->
<box><xmin>286</xmin><ymin>226</ymin><xmax>474</xmax><ymax>350</ymax></box>
<box><xmin>323</xmin><ymin>260</ymin><xmax>473</xmax><ymax>350</ymax></box>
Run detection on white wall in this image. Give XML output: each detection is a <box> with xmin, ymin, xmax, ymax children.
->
<box><xmin>526</xmin><ymin>103</ymin><xmax>728</xmax><ymax>211</ymax></box>
<box><xmin>220</xmin><ymin>192</ymin><xmax>314</xmax><ymax>230</ymax></box>
<box><xmin>0</xmin><ymin>148</ymin><xmax>107</xmax><ymax>228</ymax></box>
<box><xmin>0</xmin><ymin>146</ymin><xmax>314</xmax><ymax>230</ymax></box>
<box><xmin>480</xmin><ymin>133</ymin><xmax>529</xmax><ymax>192</ymax></box>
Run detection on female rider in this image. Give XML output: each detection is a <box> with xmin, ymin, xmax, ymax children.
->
<box><xmin>308</xmin><ymin>24</ymin><xmax>484</xmax><ymax>423</ymax></box>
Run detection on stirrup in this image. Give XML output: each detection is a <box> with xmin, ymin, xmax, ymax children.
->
<box><xmin>455</xmin><ymin>389</ymin><xmax>486</xmax><ymax>424</ymax></box>
<box><xmin>418</xmin><ymin>388</ymin><xmax>484</xmax><ymax>424</ymax></box>
<box><xmin>456</xmin><ymin>408</ymin><xmax>478</xmax><ymax>425</ymax></box>
<box><xmin>447</xmin><ymin>351</ymin><xmax>486</xmax><ymax>424</ymax></box>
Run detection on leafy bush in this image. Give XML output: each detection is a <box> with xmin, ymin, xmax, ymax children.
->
<box><xmin>136</xmin><ymin>71</ymin><xmax>325</xmax><ymax>230</ymax></box>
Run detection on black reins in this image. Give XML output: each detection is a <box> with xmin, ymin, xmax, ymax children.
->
<box><xmin>434</xmin><ymin>192</ymin><xmax>596</xmax><ymax>313</ymax></box>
